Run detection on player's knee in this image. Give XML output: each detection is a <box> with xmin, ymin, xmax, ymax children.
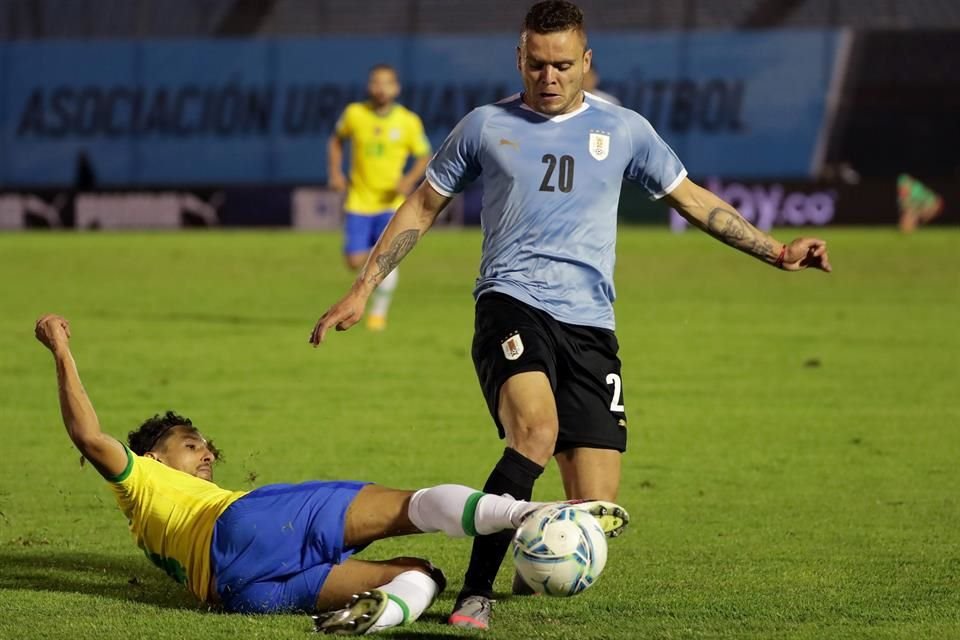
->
<box><xmin>505</xmin><ymin>417</ymin><xmax>558</xmax><ymax>463</ymax></box>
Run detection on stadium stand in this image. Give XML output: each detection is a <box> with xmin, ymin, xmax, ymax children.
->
<box><xmin>2</xmin><ymin>0</ymin><xmax>960</xmax><ymax>39</ymax></box>
<box><xmin>784</xmin><ymin>0</ymin><xmax>960</xmax><ymax>28</ymax></box>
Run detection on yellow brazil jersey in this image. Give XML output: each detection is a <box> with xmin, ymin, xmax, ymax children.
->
<box><xmin>335</xmin><ymin>102</ymin><xmax>431</xmax><ymax>214</ymax></box>
<box><xmin>107</xmin><ymin>447</ymin><xmax>247</xmax><ymax>603</ymax></box>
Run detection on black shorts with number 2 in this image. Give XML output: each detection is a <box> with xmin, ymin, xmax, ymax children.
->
<box><xmin>471</xmin><ymin>291</ymin><xmax>628</xmax><ymax>453</ymax></box>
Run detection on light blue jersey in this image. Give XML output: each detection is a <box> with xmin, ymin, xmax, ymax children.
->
<box><xmin>426</xmin><ymin>92</ymin><xmax>686</xmax><ymax>331</ymax></box>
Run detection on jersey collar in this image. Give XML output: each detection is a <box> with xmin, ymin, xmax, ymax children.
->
<box><xmin>366</xmin><ymin>102</ymin><xmax>397</xmax><ymax>118</ymax></box>
<box><xmin>518</xmin><ymin>93</ymin><xmax>590</xmax><ymax>123</ymax></box>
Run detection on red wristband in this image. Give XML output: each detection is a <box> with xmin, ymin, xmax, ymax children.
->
<box><xmin>774</xmin><ymin>244</ymin><xmax>787</xmax><ymax>268</ymax></box>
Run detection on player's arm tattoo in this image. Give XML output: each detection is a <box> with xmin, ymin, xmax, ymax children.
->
<box><xmin>372</xmin><ymin>229</ymin><xmax>420</xmax><ymax>282</ymax></box>
<box><xmin>705</xmin><ymin>207</ymin><xmax>777</xmax><ymax>263</ymax></box>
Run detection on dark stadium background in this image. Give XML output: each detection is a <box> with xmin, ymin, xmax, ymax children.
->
<box><xmin>1</xmin><ymin>0</ymin><xmax>957</xmax><ymax>229</ymax></box>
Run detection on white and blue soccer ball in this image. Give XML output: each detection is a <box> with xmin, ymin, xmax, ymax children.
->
<box><xmin>512</xmin><ymin>504</ymin><xmax>608</xmax><ymax>597</ymax></box>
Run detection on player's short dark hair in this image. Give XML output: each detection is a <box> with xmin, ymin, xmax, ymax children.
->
<box><xmin>369</xmin><ymin>63</ymin><xmax>398</xmax><ymax>77</ymax></box>
<box><xmin>127</xmin><ymin>410</ymin><xmax>222</xmax><ymax>460</ymax></box>
<box><xmin>523</xmin><ymin>1</ymin><xmax>585</xmax><ymax>36</ymax></box>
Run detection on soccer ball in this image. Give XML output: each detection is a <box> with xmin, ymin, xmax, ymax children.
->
<box><xmin>512</xmin><ymin>504</ymin><xmax>608</xmax><ymax>597</ymax></box>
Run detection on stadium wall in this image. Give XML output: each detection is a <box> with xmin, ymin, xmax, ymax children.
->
<box><xmin>0</xmin><ymin>30</ymin><xmax>841</xmax><ymax>188</ymax></box>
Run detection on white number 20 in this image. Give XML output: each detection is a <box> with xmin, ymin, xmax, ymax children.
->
<box><xmin>605</xmin><ymin>373</ymin><xmax>624</xmax><ymax>412</ymax></box>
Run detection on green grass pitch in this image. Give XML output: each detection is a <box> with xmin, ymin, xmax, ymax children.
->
<box><xmin>0</xmin><ymin>227</ymin><xmax>957</xmax><ymax>639</ymax></box>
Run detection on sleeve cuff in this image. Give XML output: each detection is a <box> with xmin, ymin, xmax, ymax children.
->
<box><xmin>650</xmin><ymin>168</ymin><xmax>688</xmax><ymax>201</ymax></box>
<box><xmin>426</xmin><ymin>175</ymin><xmax>458</xmax><ymax>198</ymax></box>
<box><xmin>106</xmin><ymin>445</ymin><xmax>135</xmax><ymax>483</ymax></box>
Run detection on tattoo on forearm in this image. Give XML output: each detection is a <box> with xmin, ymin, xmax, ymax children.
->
<box><xmin>707</xmin><ymin>207</ymin><xmax>748</xmax><ymax>243</ymax></box>
<box><xmin>373</xmin><ymin>229</ymin><xmax>419</xmax><ymax>282</ymax></box>
<box><xmin>706</xmin><ymin>208</ymin><xmax>775</xmax><ymax>261</ymax></box>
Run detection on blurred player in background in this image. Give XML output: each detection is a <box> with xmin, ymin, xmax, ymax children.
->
<box><xmin>328</xmin><ymin>64</ymin><xmax>432</xmax><ymax>331</ymax></box>
<box><xmin>897</xmin><ymin>173</ymin><xmax>944</xmax><ymax>233</ymax></box>
<box><xmin>34</xmin><ymin>313</ymin><xmax>627</xmax><ymax>635</ymax></box>
<box><xmin>312</xmin><ymin>0</ymin><xmax>831</xmax><ymax>630</ymax></box>
<box><xmin>582</xmin><ymin>64</ymin><xmax>620</xmax><ymax>105</ymax></box>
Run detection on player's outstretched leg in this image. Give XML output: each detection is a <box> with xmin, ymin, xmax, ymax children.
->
<box><xmin>407</xmin><ymin>484</ymin><xmax>542</xmax><ymax>536</ymax></box>
<box><xmin>351</xmin><ymin>483</ymin><xmax>619</xmax><ymax>543</ymax></box>
<box><xmin>409</xmin><ymin>486</ymin><xmax>632</xmax><ymax>538</ymax></box>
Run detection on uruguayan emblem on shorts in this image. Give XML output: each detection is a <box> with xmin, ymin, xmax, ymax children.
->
<box><xmin>501</xmin><ymin>332</ymin><xmax>524</xmax><ymax>361</ymax></box>
<box><xmin>589</xmin><ymin>131</ymin><xmax>610</xmax><ymax>161</ymax></box>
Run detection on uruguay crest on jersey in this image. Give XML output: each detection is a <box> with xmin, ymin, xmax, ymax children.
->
<box><xmin>589</xmin><ymin>130</ymin><xmax>610</xmax><ymax>161</ymax></box>
<box><xmin>501</xmin><ymin>332</ymin><xmax>524</xmax><ymax>360</ymax></box>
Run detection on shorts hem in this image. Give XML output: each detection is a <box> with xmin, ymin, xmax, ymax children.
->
<box><xmin>554</xmin><ymin>439</ymin><xmax>626</xmax><ymax>454</ymax></box>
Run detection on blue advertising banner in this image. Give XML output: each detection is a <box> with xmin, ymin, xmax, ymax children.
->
<box><xmin>0</xmin><ymin>31</ymin><xmax>840</xmax><ymax>187</ymax></box>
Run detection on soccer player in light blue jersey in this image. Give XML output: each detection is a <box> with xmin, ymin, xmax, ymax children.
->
<box><xmin>311</xmin><ymin>1</ymin><xmax>831</xmax><ymax>630</ymax></box>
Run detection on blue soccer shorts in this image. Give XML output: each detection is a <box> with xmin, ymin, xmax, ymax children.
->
<box><xmin>210</xmin><ymin>480</ymin><xmax>369</xmax><ymax>613</ymax></box>
<box><xmin>343</xmin><ymin>211</ymin><xmax>393</xmax><ymax>255</ymax></box>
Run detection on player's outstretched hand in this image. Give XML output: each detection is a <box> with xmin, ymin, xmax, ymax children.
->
<box><xmin>310</xmin><ymin>291</ymin><xmax>367</xmax><ymax>346</ymax></box>
<box><xmin>35</xmin><ymin>314</ymin><xmax>72</xmax><ymax>353</ymax></box>
<box><xmin>782</xmin><ymin>238</ymin><xmax>832</xmax><ymax>273</ymax></box>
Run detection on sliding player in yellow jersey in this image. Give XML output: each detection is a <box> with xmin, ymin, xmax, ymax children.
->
<box><xmin>328</xmin><ymin>64</ymin><xmax>432</xmax><ymax>332</ymax></box>
<box><xmin>35</xmin><ymin>314</ymin><xmax>628</xmax><ymax>635</ymax></box>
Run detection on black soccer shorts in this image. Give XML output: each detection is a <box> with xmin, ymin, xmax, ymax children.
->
<box><xmin>471</xmin><ymin>291</ymin><xmax>628</xmax><ymax>453</ymax></box>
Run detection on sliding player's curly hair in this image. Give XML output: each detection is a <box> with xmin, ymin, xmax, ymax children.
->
<box><xmin>127</xmin><ymin>410</ymin><xmax>222</xmax><ymax>460</ymax></box>
<box><xmin>523</xmin><ymin>1</ymin><xmax>585</xmax><ymax>35</ymax></box>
